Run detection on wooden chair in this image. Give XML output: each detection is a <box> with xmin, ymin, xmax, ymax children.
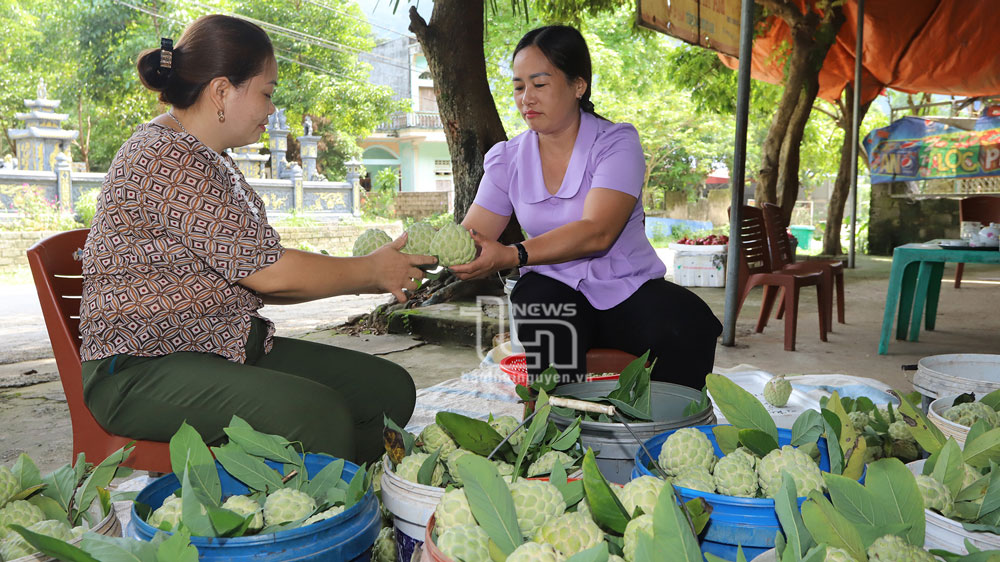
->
<box><xmin>955</xmin><ymin>195</ymin><xmax>1000</xmax><ymax>288</ymax></box>
<box><xmin>27</xmin><ymin>229</ymin><xmax>172</xmax><ymax>472</ymax></box>
<box><xmin>732</xmin><ymin>206</ymin><xmax>828</xmax><ymax>351</ymax></box>
<box><xmin>761</xmin><ymin>203</ymin><xmax>845</xmax><ymax>332</ymax></box>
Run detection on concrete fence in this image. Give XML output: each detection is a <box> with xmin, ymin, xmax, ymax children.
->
<box><xmin>394</xmin><ymin>191</ymin><xmax>451</xmax><ymax>219</ymax></box>
<box><xmin>0</xmin><ymin>221</ymin><xmax>406</xmax><ymax>272</ymax></box>
<box><xmin>646</xmin><ymin>189</ymin><xmax>731</xmax><ymax>227</ymax></box>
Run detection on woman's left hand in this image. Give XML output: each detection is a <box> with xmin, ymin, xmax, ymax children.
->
<box><xmin>449</xmin><ymin>229</ymin><xmax>517</xmax><ymax>280</ymax></box>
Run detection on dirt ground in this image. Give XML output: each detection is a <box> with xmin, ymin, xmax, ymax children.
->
<box><xmin>2</xmin><ymin>255</ymin><xmax>999</xmax><ymax>474</ymax></box>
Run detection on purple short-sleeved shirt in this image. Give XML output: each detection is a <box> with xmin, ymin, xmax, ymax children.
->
<box><xmin>473</xmin><ymin>110</ymin><xmax>666</xmax><ymax>310</ymax></box>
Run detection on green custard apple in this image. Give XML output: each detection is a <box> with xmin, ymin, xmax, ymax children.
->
<box><xmin>263</xmin><ymin>488</ymin><xmax>317</xmax><ymax>526</ymax></box>
<box><xmin>353</xmin><ymin>228</ymin><xmax>392</xmax><ymax>256</ymax></box>
<box><xmin>764</xmin><ymin>375</ymin><xmax>792</xmax><ymax>407</ymax></box>
<box><xmin>506</xmin><ymin>541</ymin><xmax>565</xmax><ymax>562</ymax></box>
<box><xmin>434</xmin><ymin>488</ymin><xmax>476</xmax><ymax>533</ymax></box>
<box><xmin>533</xmin><ymin>512</ymin><xmax>604</xmax><ymax>557</ymax></box>
<box><xmin>401</xmin><ymin>221</ymin><xmax>437</xmax><ymax>256</ymax></box>
<box><xmin>436</xmin><ymin>524</ymin><xmax>491</xmax><ymax>562</ymax></box>
<box><xmin>510</xmin><ymin>479</ymin><xmax>566</xmax><ymax>537</ymax></box>
<box><xmin>430</xmin><ymin>223</ymin><xmax>476</xmax><ymax>267</ymax></box>
<box><xmin>866</xmin><ymin>534</ymin><xmax>936</xmax><ymax>562</ymax></box>
<box><xmin>658</xmin><ymin>428</ymin><xmax>717</xmax><ymax>475</ymax></box>
<box><xmin>222</xmin><ymin>494</ymin><xmax>264</xmax><ymax>531</ymax></box>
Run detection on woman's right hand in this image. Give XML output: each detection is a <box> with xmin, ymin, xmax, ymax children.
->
<box><xmin>367</xmin><ymin>233</ymin><xmax>437</xmax><ymax>302</ymax></box>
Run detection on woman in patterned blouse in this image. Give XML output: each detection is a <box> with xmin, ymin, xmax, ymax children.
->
<box><xmin>78</xmin><ymin>14</ymin><xmax>436</xmax><ymax>464</ymax></box>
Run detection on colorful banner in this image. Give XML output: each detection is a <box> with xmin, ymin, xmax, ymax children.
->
<box><xmin>864</xmin><ymin>116</ymin><xmax>1000</xmax><ymax>183</ymax></box>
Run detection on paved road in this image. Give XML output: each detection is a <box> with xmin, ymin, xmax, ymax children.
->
<box><xmin>0</xmin><ymin>281</ymin><xmax>390</xmax><ymax>364</ymax></box>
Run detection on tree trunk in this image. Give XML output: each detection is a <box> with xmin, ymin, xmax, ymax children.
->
<box><xmin>823</xmin><ymin>82</ymin><xmax>871</xmax><ymax>256</ymax></box>
<box><xmin>408</xmin><ymin>3</ymin><xmax>522</xmax><ymax>245</ymax></box>
<box><xmin>776</xmin><ymin>76</ymin><xmax>819</xmax><ymax>223</ymax></box>
<box><xmin>756</xmin><ymin>0</ymin><xmax>845</xmax><ymax>207</ymax></box>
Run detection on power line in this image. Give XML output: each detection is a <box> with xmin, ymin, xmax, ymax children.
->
<box><xmin>302</xmin><ymin>0</ymin><xmax>413</xmax><ymax>39</ymax></box>
<box><xmin>173</xmin><ymin>0</ymin><xmax>413</xmax><ymax>72</ymax></box>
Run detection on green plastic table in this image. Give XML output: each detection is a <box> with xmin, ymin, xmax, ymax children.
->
<box><xmin>879</xmin><ymin>240</ymin><xmax>1000</xmax><ymax>354</ymax></box>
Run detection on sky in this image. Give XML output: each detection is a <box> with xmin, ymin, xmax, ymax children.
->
<box><xmin>353</xmin><ymin>0</ymin><xmax>434</xmax><ymax>40</ymax></box>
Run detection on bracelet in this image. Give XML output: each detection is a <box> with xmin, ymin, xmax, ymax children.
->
<box><xmin>513</xmin><ymin>242</ymin><xmax>528</xmax><ymax>267</ymax></box>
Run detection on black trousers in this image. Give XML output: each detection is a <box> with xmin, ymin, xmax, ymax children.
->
<box><xmin>510</xmin><ymin>272</ymin><xmax>722</xmax><ymax>389</ymax></box>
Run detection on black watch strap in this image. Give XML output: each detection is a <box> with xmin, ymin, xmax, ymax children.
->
<box><xmin>513</xmin><ymin>242</ymin><xmax>528</xmax><ymax>266</ymax></box>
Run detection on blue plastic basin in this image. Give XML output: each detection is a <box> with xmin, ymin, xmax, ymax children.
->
<box><xmin>129</xmin><ymin>454</ymin><xmax>380</xmax><ymax>561</ymax></box>
<box><xmin>632</xmin><ymin>425</ymin><xmax>844</xmax><ymax>562</ymax></box>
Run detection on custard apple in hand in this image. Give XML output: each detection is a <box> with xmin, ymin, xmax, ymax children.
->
<box><xmin>353</xmin><ymin>228</ymin><xmax>392</xmax><ymax>256</ymax></box>
<box><xmin>430</xmin><ymin>223</ymin><xmax>476</xmax><ymax>267</ymax></box>
<box><xmin>401</xmin><ymin>221</ymin><xmax>437</xmax><ymax>256</ymax></box>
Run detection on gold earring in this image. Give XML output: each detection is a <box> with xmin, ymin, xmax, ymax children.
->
<box><xmin>217</xmin><ymin>110</ymin><xmax>225</xmax><ymax>123</ymax></box>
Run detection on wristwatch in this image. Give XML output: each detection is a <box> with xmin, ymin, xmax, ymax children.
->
<box><xmin>513</xmin><ymin>242</ymin><xmax>528</xmax><ymax>267</ymax></box>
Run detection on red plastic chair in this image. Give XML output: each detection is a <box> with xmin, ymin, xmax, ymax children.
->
<box><xmin>731</xmin><ymin>206</ymin><xmax>828</xmax><ymax>351</ymax></box>
<box><xmin>761</xmin><ymin>203</ymin><xmax>844</xmax><ymax>332</ymax></box>
<box><xmin>27</xmin><ymin>229</ymin><xmax>172</xmax><ymax>472</ymax></box>
<box><xmin>955</xmin><ymin>195</ymin><xmax>1000</xmax><ymax>288</ymax></box>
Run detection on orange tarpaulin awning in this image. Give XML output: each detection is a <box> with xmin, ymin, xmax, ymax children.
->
<box><xmin>717</xmin><ymin>1</ymin><xmax>1000</xmax><ymax>104</ymax></box>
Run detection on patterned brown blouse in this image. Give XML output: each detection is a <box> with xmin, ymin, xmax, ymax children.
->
<box><xmin>80</xmin><ymin>123</ymin><xmax>285</xmax><ymax>363</ymax></box>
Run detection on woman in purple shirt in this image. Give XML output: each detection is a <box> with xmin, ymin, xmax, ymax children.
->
<box><xmin>450</xmin><ymin>25</ymin><xmax>722</xmax><ymax>389</ymax></box>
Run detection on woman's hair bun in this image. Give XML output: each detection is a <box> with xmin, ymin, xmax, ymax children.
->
<box><xmin>137</xmin><ymin>48</ymin><xmax>171</xmax><ymax>92</ymax></box>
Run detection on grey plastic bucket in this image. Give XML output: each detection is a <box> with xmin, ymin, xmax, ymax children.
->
<box><xmin>550</xmin><ymin>380</ymin><xmax>715</xmax><ymax>484</ymax></box>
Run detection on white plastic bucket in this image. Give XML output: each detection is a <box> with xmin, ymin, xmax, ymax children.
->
<box><xmin>913</xmin><ymin>354</ymin><xmax>1000</xmax><ymax>399</ymax></box>
<box><xmin>380</xmin><ymin>456</ymin><xmax>445</xmax><ymax>562</ymax></box>
<box><xmin>927</xmin><ymin>394</ymin><xmax>970</xmax><ymax>447</ymax></box>
<box><xmin>503</xmin><ymin>278</ymin><xmax>524</xmax><ymax>353</ymax></box>
<box><xmin>907</xmin><ymin>459</ymin><xmax>1000</xmax><ymax>554</ymax></box>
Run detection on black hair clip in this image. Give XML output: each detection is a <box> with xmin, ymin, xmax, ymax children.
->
<box><xmin>159</xmin><ymin>38</ymin><xmax>174</xmax><ymax>70</ymax></box>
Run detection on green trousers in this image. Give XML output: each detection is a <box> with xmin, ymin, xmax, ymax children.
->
<box><xmin>81</xmin><ymin>319</ymin><xmax>414</xmax><ymax>465</ymax></box>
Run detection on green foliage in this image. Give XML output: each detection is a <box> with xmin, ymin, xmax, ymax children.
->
<box><xmin>1</xmin><ymin>0</ymin><xmax>403</xmax><ymax>173</ymax></box>
<box><xmin>361</xmin><ymin>188</ymin><xmax>396</xmax><ymax>219</ymax></box>
<box><xmin>74</xmin><ymin>189</ymin><xmax>100</xmax><ymax>228</ymax></box>
<box><xmin>0</xmin><ymin>185</ymin><xmax>81</xmax><ymax>231</ymax></box>
<box><xmin>373</xmin><ymin>167</ymin><xmax>399</xmax><ymax>192</ymax></box>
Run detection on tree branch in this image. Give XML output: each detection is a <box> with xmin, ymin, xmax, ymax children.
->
<box><xmin>408</xmin><ymin>5</ymin><xmax>428</xmax><ymax>40</ymax></box>
<box><xmin>756</xmin><ymin>0</ymin><xmax>807</xmax><ymax>27</ymax></box>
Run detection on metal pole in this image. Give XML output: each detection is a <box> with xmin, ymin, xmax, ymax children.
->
<box><xmin>848</xmin><ymin>0</ymin><xmax>865</xmax><ymax>268</ymax></box>
<box><xmin>722</xmin><ymin>0</ymin><xmax>756</xmax><ymax>347</ymax></box>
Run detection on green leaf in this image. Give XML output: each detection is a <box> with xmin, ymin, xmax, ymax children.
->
<box><xmin>824</xmin><ymin>392</ymin><xmax>866</xmax><ymax>480</ymax></box>
<box><xmin>8</xmin><ymin>524</ymin><xmax>101</xmax><ymax>562</ymax></box>
<box><xmin>683</xmin><ymin>497</ymin><xmax>712</xmax><ymax>534</ymax></box>
<box><xmin>455</xmin><ymin>454</ymin><xmax>522</xmax><ymax>555</ymax></box>
<box><xmin>928</xmin><ymin>439</ymin><xmax>965</xmax><ymax>496</ymax></box>
<box><xmin>211</xmin><ymin>444</ymin><xmax>285</xmax><ymax>494</ymax></box>
<box><xmin>513</xmin><ymin>392</ymin><xmax>551</xmax><ymax>477</ymax></box>
<box><xmin>548</xmin><ymin>417</ymin><xmax>582</xmax><ymax>451</ymax></box>
<box><xmin>224</xmin><ymin>416</ymin><xmax>299</xmax><ymax>465</ymax></box>
<box><xmin>682</xmin><ymin>386</ymin><xmax>711</xmax><ymax>417</ymax></box>
<box><xmin>488</xmin><ymin>538</ymin><xmax>508</xmax><ymax>562</ymax></box>
<box><xmin>98</xmin><ymin>487</ymin><xmax>111</xmax><ymax>519</ymax></box>
<box><xmin>417</xmin><ymin>448</ymin><xmax>442</xmax><ymax>486</ymax></box>
<box><xmin>980</xmin><ymin>389</ymin><xmax>1000</xmax><ymax>412</ymax></box>
<box><xmin>547</xmin><ymin>458</ymin><xmax>584</xmax><ymax>508</ymax></box>
<box><xmin>345</xmin><ymin>462</ymin><xmax>369</xmax><ymax>509</ymax></box>
<box><xmin>605</xmin><ymin>398</ymin><xmax>654</xmax><ymax>422</ymax></box>
<box><xmin>9</xmin><ymin>483</ymin><xmax>45</xmax><ymax>503</ymax></box>
<box><xmin>822</xmin><ymin>473</ymin><xmax>896</xmax><ymax>545</ymax></box>
<box><xmin>864</xmin><ymin>458</ymin><xmax>925</xmax><ymax>547</ymax></box>
<box><xmin>791</xmin><ymin>409</ymin><xmax>825</xmax><ymax>446</ymax></box>
<box><xmin>633</xmin><ymin>531</ymin><xmax>659</xmax><ymax>562</ymax></box>
<box><xmin>775</xmin><ymin>472</ymin><xmax>813</xmax><ymax>558</ymax></box>
<box><xmin>582</xmin><ymin>449</ymin><xmax>630</xmax><ymax>534</ymax></box>
<box><xmin>156</xmin><ymin>529</ymin><xmax>199</xmax><ymax>562</ymax></box>
<box><xmin>565</xmin><ymin>542</ymin><xmax>610</xmax><ymax>562</ymax></box>
<box><xmin>180</xmin><ymin>457</ymin><xmax>217</xmax><ymax>537</ymax></box>
<box><xmin>800</xmin><ymin>492</ymin><xmax>866</xmax><ymax>561</ymax></box>
<box><xmin>81</xmin><ymin>533</ymin><xmax>159</xmax><ymax>561</ymax></box>
<box><xmin>820</xmin><ymin>409</ymin><xmax>844</xmax><ymax>476</ymax></box>
<box><xmin>889</xmin><ymin>389</ymin><xmax>946</xmax><ymax>456</ymax></box>
<box><xmin>326</xmin><ymin>486</ymin><xmax>347</xmax><ymax>506</ymax></box>
<box><xmin>74</xmin><ymin>444</ymin><xmax>135</xmax><ymax>520</ymax></box>
<box><xmin>966</xmin><ymin>419</ymin><xmax>991</xmax><ymax>449</ymax></box>
<box><xmin>28</xmin><ymin>493</ymin><xmax>70</xmax><ymax>522</ymax></box>
<box><xmin>963</xmin><ymin>428</ymin><xmax>1000</xmax><ymax>469</ymax></box>
<box><xmin>305</xmin><ymin>458</ymin><xmax>345</xmax><ymax>502</ymax></box>
<box><xmin>436</xmin><ymin>411</ymin><xmax>514</xmax><ymax>459</ymax></box>
<box><xmin>650</xmin><ymin>480</ymin><xmax>703</xmax><ymax>561</ymax></box>
<box><xmin>11</xmin><ymin>453</ymin><xmax>42</xmax><ymax>492</ymax></box>
<box><xmin>712</xmin><ymin>425</ymin><xmax>741</xmax><ymax>455</ymax></box>
<box><xmin>607</xmin><ymin>351</ymin><xmax>650</xmax><ymax>405</ymax></box>
<box><xmin>207</xmin><ymin>505</ymin><xmax>248</xmax><ymax>536</ymax></box>
<box><xmin>738</xmin><ymin>428</ymin><xmax>779</xmax><ymax>456</ymax></box>
<box><xmin>706</xmin><ymin>373</ymin><xmax>778</xmax><ymax>443</ymax></box>
<box><xmin>170</xmin><ymin>422</ymin><xmax>221</xmax><ymax>505</ymax></box>
<box><xmin>41</xmin><ymin>463</ymin><xmax>77</xmax><ymax>512</ymax></box>
<box><xmin>531</xmin><ymin>365</ymin><xmax>560</xmax><ymax>393</ymax></box>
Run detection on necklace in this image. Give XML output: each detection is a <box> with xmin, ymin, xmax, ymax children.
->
<box><xmin>167</xmin><ymin>111</ymin><xmax>189</xmax><ymax>135</ymax></box>
<box><xmin>164</xmin><ymin>111</ymin><xmax>260</xmax><ymax>219</ymax></box>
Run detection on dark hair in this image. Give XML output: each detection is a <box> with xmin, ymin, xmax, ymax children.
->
<box><xmin>513</xmin><ymin>25</ymin><xmax>603</xmax><ymax>119</ymax></box>
<box><xmin>136</xmin><ymin>15</ymin><xmax>274</xmax><ymax>109</ymax></box>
